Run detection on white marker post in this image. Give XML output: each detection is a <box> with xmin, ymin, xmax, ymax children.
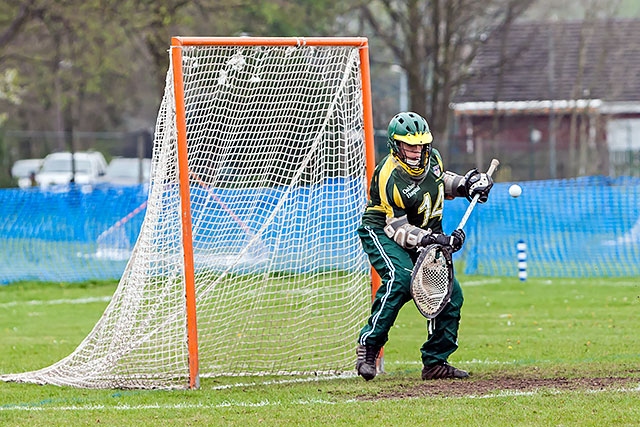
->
<box><xmin>517</xmin><ymin>239</ymin><xmax>527</xmax><ymax>281</ymax></box>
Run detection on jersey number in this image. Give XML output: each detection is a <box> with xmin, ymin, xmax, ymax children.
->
<box><xmin>418</xmin><ymin>183</ymin><xmax>444</xmax><ymax>228</ymax></box>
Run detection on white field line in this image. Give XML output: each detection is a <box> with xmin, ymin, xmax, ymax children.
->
<box><xmin>0</xmin><ymin>275</ymin><xmax>589</xmax><ymax>310</ymax></box>
<box><xmin>0</xmin><ymin>296</ymin><xmax>112</xmax><ymax>309</ymax></box>
<box><xmin>462</xmin><ymin>278</ymin><xmax>503</xmax><ymax>286</ymax></box>
<box><xmin>1</xmin><ymin>276</ymin><xmax>632</xmax><ymax>311</ymax></box>
<box><xmin>2</xmin><ymin>385</ymin><xmax>639</xmax><ymax>411</ymax></box>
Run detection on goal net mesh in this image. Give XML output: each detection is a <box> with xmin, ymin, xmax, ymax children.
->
<box><xmin>1</xmin><ymin>40</ymin><xmax>371</xmax><ymax>389</ymax></box>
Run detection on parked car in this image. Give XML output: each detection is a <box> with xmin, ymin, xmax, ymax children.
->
<box><xmin>35</xmin><ymin>151</ymin><xmax>108</xmax><ymax>188</ymax></box>
<box><xmin>101</xmin><ymin>157</ymin><xmax>151</xmax><ymax>186</ymax></box>
<box><xmin>11</xmin><ymin>158</ymin><xmax>43</xmax><ymax>188</ymax></box>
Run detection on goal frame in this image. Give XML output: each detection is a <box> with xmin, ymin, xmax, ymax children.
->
<box><xmin>170</xmin><ymin>36</ymin><xmax>379</xmax><ymax>389</ymax></box>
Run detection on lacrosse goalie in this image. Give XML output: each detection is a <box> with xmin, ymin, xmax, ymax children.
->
<box><xmin>356</xmin><ymin>111</ymin><xmax>493</xmax><ymax>380</ymax></box>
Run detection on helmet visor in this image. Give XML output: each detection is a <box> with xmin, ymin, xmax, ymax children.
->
<box><xmin>392</xmin><ymin>131</ymin><xmax>433</xmax><ymax>146</ymax></box>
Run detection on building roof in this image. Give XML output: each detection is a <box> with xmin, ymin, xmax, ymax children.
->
<box><xmin>453</xmin><ymin>19</ymin><xmax>640</xmax><ymax>107</ymax></box>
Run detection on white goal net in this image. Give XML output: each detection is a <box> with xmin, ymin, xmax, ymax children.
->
<box><xmin>1</xmin><ymin>37</ymin><xmax>374</xmax><ymax>389</ymax></box>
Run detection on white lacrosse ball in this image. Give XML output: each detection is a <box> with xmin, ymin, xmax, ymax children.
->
<box><xmin>509</xmin><ymin>184</ymin><xmax>522</xmax><ymax>198</ymax></box>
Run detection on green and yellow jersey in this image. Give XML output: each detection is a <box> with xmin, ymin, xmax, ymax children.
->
<box><xmin>361</xmin><ymin>149</ymin><xmax>446</xmax><ymax>233</ymax></box>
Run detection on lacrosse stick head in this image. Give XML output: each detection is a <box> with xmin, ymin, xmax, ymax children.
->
<box><xmin>410</xmin><ymin>244</ymin><xmax>454</xmax><ymax>319</ymax></box>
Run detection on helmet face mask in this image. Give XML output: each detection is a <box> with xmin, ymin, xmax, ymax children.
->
<box><xmin>387</xmin><ymin>112</ymin><xmax>433</xmax><ymax>176</ymax></box>
<box><xmin>397</xmin><ymin>141</ymin><xmax>431</xmax><ymax>169</ymax></box>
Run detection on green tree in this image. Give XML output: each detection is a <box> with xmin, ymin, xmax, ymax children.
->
<box><xmin>358</xmin><ymin>0</ymin><xmax>535</xmax><ymax>148</ymax></box>
<box><xmin>1</xmin><ymin>1</ymin><xmax>149</xmax><ymax>140</ymax></box>
<box><xmin>0</xmin><ymin>0</ymin><xmax>43</xmax><ymax>51</ymax></box>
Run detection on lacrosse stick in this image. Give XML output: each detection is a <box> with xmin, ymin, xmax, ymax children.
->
<box><xmin>410</xmin><ymin>158</ymin><xmax>500</xmax><ymax>318</ymax></box>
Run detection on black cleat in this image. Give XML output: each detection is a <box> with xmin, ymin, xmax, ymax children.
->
<box><xmin>421</xmin><ymin>362</ymin><xmax>469</xmax><ymax>380</ymax></box>
<box><xmin>356</xmin><ymin>344</ymin><xmax>381</xmax><ymax>381</ymax></box>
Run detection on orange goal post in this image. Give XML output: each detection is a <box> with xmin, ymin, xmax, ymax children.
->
<box><xmin>1</xmin><ymin>36</ymin><xmax>380</xmax><ymax>390</ymax></box>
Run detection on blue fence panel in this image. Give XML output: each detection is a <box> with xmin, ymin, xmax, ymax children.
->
<box><xmin>1</xmin><ymin>176</ymin><xmax>639</xmax><ymax>283</ymax></box>
<box><xmin>0</xmin><ymin>184</ymin><xmax>148</xmax><ymax>283</ymax></box>
<box><xmin>188</xmin><ymin>178</ymin><xmax>368</xmax><ymax>274</ymax></box>
<box><xmin>454</xmin><ymin>177</ymin><xmax>640</xmax><ymax>278</ymax></box>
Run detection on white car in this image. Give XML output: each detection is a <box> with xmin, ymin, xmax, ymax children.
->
<box><xmin>102</xmin><ymin>157</ymin><xmax>151</xmax><ymax>186</ymax></box>
<box><xmin>11</xmin><ymin>158</ymin><xmax>43</xmax><ymax>188</ymax></box>
<box><xmin>36</xmin><ymin>151</ymin><xmax>108</xmax><ymax>188</ymax></box>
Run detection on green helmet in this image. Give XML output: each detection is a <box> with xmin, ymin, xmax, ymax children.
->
<box><xmin>386</xmin><ymin>112</ymin><xmax>433</xmax><ymax>175</ymax></box>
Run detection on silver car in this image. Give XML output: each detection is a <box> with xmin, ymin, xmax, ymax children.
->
<box><xmin>11</xmin><ymin>158</ymin><xmax>43</xmax><ymax>188</ymax></box>
<box><xmin>36</xmin><ymin>151</ymin><xmax>108</xmax><ymax>188</ymax></box>
<box><xmin>102</xmin><ymin>157</ymin><xmax>151</xmax><ymax>186</ymax></box>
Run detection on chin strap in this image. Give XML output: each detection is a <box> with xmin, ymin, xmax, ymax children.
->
<box><xmin>391</xmin><ymin>155</ymin><xmax>426</xmax><ymax>180</ymax></box>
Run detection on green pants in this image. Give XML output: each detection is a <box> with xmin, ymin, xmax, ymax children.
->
<box><xmin>357</xmin><ymin>225</ymin><xmax>464</xmax><ymax>366</ymax></box>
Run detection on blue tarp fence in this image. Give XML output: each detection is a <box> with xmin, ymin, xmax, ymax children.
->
<box><xmin>1</xmin><ymin>176</ymin><xmax>638</xmax><ymax>284</ymax></box>
<box><xmin>444</xmin><ymin>176</ymin><xmax>640</xmax><ymax>278</ymax></box>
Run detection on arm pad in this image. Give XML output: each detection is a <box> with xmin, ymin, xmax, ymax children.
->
<box><xmin>443</xmin><ymin>171</ymin><xmax>467</xmax><ymax>198</ymax></box>
<box><xmin>383</xmin><ymin>215</ymin><xmax>431</xmax><ymax>249</ymax></box>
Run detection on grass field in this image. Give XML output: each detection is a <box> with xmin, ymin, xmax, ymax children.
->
<box><xmin>1</xmin><ymin>276</ymin><xmax>639</xmax><ymax>426</ymax></box>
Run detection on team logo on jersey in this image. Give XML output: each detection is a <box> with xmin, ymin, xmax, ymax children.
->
<box><xmin>432</xmin><ymin>164</ymin><xmax>442</xmax><ymax>177</ymax></box>
<box><xmin>402</xmin><ymin>183</ymin><xmax>420</xmax><ymax>198</ymax></box>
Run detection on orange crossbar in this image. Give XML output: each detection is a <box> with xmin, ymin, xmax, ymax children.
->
<box><xmin>172</xmin><ymin>36</ymin><xmax>369</xmax><ymax>47</ymax></box>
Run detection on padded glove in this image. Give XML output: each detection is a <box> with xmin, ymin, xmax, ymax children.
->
<box><xmin>420</xmin><ymin>229</ymin><xmax>465</xmax><ymax>253</ymax></box>
<box><xmin>464</xmin><ymin>169</ymin><xmax>493</xmax><ymax>203</ymax></box>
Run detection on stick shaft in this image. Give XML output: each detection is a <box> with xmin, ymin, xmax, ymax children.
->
<box><xmin>456</xmin><ymin>158</ymin><xmax>500</xmax><ymax>230</ymax></box>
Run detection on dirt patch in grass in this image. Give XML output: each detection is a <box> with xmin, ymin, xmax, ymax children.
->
<box><xmin>358</xmin><ymin>375</ymin><xmax>640</xmax><ymax>400</ymax></box>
